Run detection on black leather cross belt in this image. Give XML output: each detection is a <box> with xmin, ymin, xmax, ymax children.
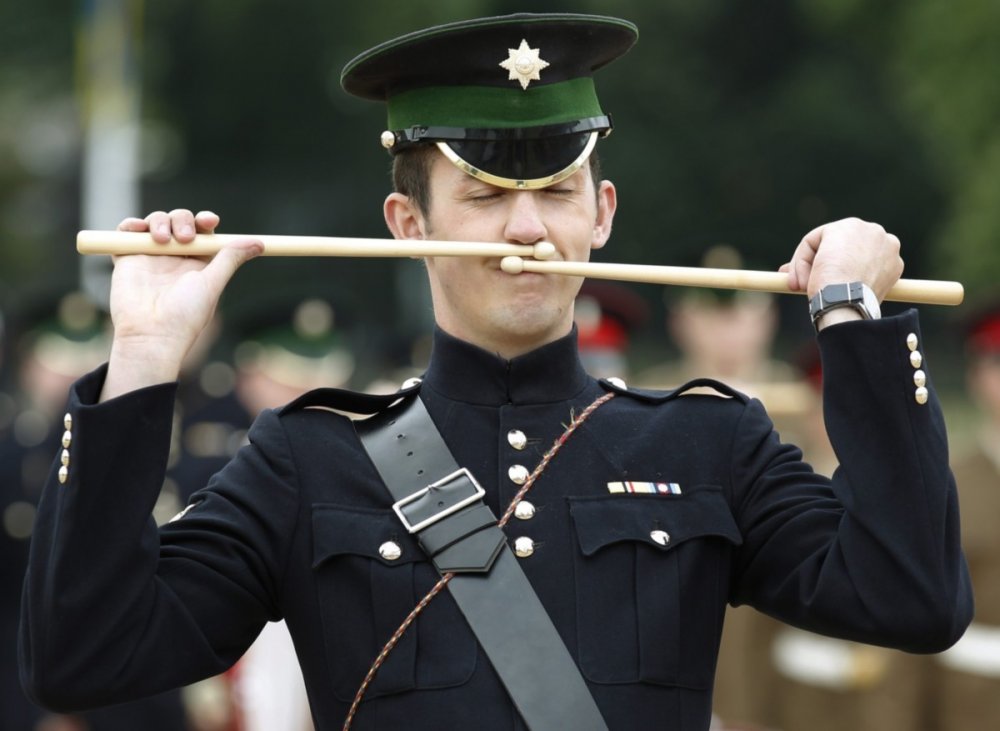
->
<box><xmin>355</xmin><ymin>393</ymin><xmax>608</xmax><ymax>731</ymax></box>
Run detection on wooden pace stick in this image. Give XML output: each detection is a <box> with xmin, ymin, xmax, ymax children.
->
<box><xmin>76</xmin><ymin>230</ymin><xmax>558</xmax><ymax>260</ymax></box>
<box><xmin>499</xmin><ymin>257</ymin><xmax>965</xmax><ymax>306</ymax></box>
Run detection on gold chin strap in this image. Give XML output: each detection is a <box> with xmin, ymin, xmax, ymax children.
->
<box><xmin>436</xmin><ymin>130</ymin><xmax>599</xmax><ymax>190</ymax></box>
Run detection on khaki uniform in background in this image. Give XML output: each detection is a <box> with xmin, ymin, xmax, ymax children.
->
<box><xmin>769</xmin><ymin>630</ymin><xmax>935</xmax><ymax>731</ymax></box>
<box><xmin>933</xmin><ymin>441</ymin><xmax>1000</xmax><ymax>730</ymax></box>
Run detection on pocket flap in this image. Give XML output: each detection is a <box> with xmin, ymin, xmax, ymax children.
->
<box><xmin>569</xmin><ymin>488</ymin><xmax>742</xmax><ymax>556</ymax></box>
<box><xmin>311</xmin><ymin>504</ymin><xmax>422</xmax><ymax>567</ymax></box>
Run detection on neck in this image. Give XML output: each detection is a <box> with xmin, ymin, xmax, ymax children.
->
<box><xmin>433</xmin><ymin>319</ymin><xmax>573</xmax><ymax>361</ymax></box>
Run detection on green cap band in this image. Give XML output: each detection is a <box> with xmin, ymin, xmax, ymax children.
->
<box><xmin>387</xmin><ymin>77</ymin><xmax>602</xmax><ymax>130</ymax></box>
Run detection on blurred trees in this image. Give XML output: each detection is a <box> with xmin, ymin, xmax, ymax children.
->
<box><xmin>0</xmin><ymin>0</ymin><xmax>996</xmax><ymax>368</ymax></box>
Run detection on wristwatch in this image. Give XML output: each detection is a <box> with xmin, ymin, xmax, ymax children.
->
<box><xmin>808</xmin><ymin>282</ymin><xmax>881</xmax><ymax>329</ymax></box>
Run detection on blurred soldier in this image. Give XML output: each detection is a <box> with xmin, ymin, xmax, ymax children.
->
<box><xmin>0</xmin><ymin>291</ymin><xmax>186</xmax><ymax>731</ymax></box>
<box><xmin>158</xmin><ymin>314</ymin><xmax>253</xmax><ymax>523</ymax></box>
<box><xmin>636</xmin><ymin>247</ymin><xmax>800</xmax><ymax>729</ymax></box>
<box><xmin>231</xmin><ymin>295</ymin><xmax>356</xmax><ymax>414</ymax></box>
<box><xmin>225</xmin><ymin>296</ymin><xmax>355</xmax><ymax>731</ymax></box>
<box><xmin>574</xmin><ymin>280</ymin><xmax>648</xmax><ymax>380</ymax></box>
<box><xmin>635</xmin><ymin>246</ymin><xmax>811</xmax><ymax>436</ymax></box>
<box><xmin>932</xmin><ymin>303</ymin><xmax>1000</xmax><ymax>729</ymax></box>
<box><xmin>635</xmin><ymin>246</ymin><xmax>793</xmax><ymax>385</ymax></box>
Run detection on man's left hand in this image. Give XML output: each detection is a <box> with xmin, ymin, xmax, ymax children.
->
<box><xmin>780</xmin><ymin>217</ymin><xmax>904</xmax><ymax>301</ymax></box>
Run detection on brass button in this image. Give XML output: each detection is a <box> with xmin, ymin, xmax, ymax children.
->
<box><xmin>913</xmin><ymin>370</ymin><xmax>927</xmax><ymax>388</ymax></box>
<box><xmin>62</xmin><ymin>430</ymin><xmax>72</xmax><ymax>449</ymax></box>
<box><xmin>61</xmin><ymin>449</ymin><xmax>70</xmax><ymax>466</ymax></box>
<box><xmin>64</xmin><ymin>412</ymin><xmax>73</xmax><ymax>430</ymax></box>
<box><xmin>380</xmin><ymin>130</ymin><xmax>397</xmax><ymax>149</ymax></box>
<box><xmin>507</xmin><ymin>429</ymin><xmax>528</xmax><ymax>450</ymax></box>
<box><xmin>909</xmin><ymin>350</ymin><xmax>923</xmax><ymax>369</ymax></box>
<box><xmin>379</xmin><ymin>541</ymin><xmax>402</xmax><ymax>561</ymax></box>
<box><xmin>513</xmin><ymin>536</ymin><xmax>535</xmax><ymax>558</ymax></box>
<box><xmin>915</xmin><ymin>387</ymin><xmax>929</xmax><ymax>405</ymax></box>
<box><xmin>606</xmin><ymin>377</ymin><xmax>627</xmax><ymax>390</ymax></box>
<box><xmin>906</xmin><ymin>333</ymin><xmax>918</xmax><ymax>352</ymax></box>
<box><xmin>514</xmin><ymin>500</ymin><xmax>536</xmax><ymax>520</ymax></box>
<box><xmin>58</xmin><ymin>465</ymin><xmax>69</xmax><ymax>484</ymax></box>
<box><xmin>508</xmin><ymin>465</ymin><xmax>530</xmax><ymax>485</ymax></box>
<box><xmin>650</xmin><ymin>529</ymin><xmax>671</xmax><ymax>546</ymax></box>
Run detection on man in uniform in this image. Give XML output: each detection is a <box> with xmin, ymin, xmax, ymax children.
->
<box><xmin>19</xmin><ymin>13</ymin><xmax>972</xmax><ymax>731</ymax></box>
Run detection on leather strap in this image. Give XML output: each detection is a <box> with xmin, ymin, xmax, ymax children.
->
<box><xmin>356</xmin><ymin>394</ymin><xmax>608</xmax><ymax>731</ymax></box>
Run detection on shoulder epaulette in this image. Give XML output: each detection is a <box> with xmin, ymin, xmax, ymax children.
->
<box><xmin>598</xmin><ymin>376</ymin><xmax>751</xmax><ymax>405</ymax></box>
<box><xmin>279</xmin><ymin>380</ymin><xmax>422</xmax><ymax>417</ymax></box>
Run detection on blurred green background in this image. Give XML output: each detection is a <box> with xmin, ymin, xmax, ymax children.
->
<box><xmin>1</xmin><ymin>0</ymin><xmax>997</xmax><ymax>431</ymax></box>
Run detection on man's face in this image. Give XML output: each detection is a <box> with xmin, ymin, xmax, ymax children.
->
<box><xmin>389</xmin><ymin>151</ymin><xmax>616</xmax><ymax>357</ymax></box>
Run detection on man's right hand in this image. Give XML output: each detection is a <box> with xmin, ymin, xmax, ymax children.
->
<box><xmin>101</xmin><ymin>209</ymin><xmax>262</xmax><ymax>402</ymax></box>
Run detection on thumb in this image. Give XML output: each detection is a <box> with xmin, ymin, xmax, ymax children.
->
<box><xmin>200</xmin><ymin>238</ymin><xmax>263</xmax><ymax>292</ymax></box>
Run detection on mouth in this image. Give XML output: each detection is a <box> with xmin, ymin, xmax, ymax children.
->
<box><xmin>499</xmin><ymin>256</ymin><xmax>531</xmax><ymax>275</ymax></box>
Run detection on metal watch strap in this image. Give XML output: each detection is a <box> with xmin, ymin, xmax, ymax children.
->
<box><xmin>355</xmin><ymin>394</ymin><xmax>608</xmax><ymax>731</ymax></box>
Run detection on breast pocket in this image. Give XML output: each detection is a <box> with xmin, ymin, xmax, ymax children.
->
<box><xmin>311</xmin><ymin>504</ymin><xmax>477</xmax><ymax>701</ymax></box>
<box><xmin>569</xmin><ymin>488</ymin><xmax>741</xmax><ymax>689</ymax></box>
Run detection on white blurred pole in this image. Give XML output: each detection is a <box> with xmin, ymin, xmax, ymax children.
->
<box><xmin>78</xmin><ymin>0</ymin><xmax>143</xmax><ymax>307</ymax></box>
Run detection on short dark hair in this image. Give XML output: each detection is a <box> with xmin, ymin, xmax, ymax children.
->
<box><xmin>392</xmin><ymin>145</ymin><xmax>604</xmax><ymax>218</ymax></box>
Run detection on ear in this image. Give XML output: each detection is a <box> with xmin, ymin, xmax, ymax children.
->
<box><xmin>384</xmin><ymin>192</ymin><xmax>427</xmax><ymax>240</ymax></box>
<box><xmin>591</xmin><ymin>179</ymin><xmax>617</xmax><ymax>251</ymax></box>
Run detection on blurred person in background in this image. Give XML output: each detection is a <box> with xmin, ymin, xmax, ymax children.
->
<box><xmin>573</xmin><ymin>280</ymin><xmax>648</xmax><ymax>381</ymax></box>
<box><xmin>932</xmin><ymin>303</ymin><xmax>1000</xmax><ymax>729</ymax></box>
<box><xmin>635</xmin><ymin>247</ymin><xmax>802</xmax><ymax>730</ymax></box>
<box><xmin>158</xmin><ymin>313</ymin><xmax>254</xmax><ymax>523</ymax></box>
<box><xmin>635</xmin><ymin>246</ymin><xmax>796</xmax><ymax>389</ymax></box>
<box><xmin>222</xmin><ymin>295</ymin><xmax>356</xmax><ymax>731</ymax></box>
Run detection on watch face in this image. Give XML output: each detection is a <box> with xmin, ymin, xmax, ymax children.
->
<box><xmin>861</xmin><ymin>284</ymin><xmax>881</xmax><ymax>320</ymax></box>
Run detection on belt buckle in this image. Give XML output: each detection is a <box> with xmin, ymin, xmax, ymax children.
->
<box><xmin>392</xmin><ymin>467</ymin><xmax>486</xmax><ymax>534</ymax></box>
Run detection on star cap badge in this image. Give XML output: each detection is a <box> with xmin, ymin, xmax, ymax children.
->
<box><xmin>499</xmin><ymin>39</ymin><xmax>551</xmax><ymax>90</ymax></box>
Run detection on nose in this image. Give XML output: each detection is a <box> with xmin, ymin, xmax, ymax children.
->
<box><xmin>503</xmin><ymin>191</ymin><xmax>548</xmax><ymax>244</ymax></box>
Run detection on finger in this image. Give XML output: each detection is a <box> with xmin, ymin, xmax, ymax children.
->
<box><xmin>168</xmin><ymin>209</ymin><xmax>197</xmax><ymax>242</ymax></box>
<box><xmin>145</xmin><ymin>211</ymin><xmax>172</xmax><ymax>243</ymax></box>
<box><xmin>200</xmin><ymin>239</ymin><xmax>264</xmax><ymax>293</ymax></box>
<box><xmin>789</xmin><ymin>226</ymin><xmax>824</xmax><ymax>292</ymax></box>
<box><xmin>777</xmin><ymin>261</ymin><xmax>797</xmax><ymax>290</ymax></box>
<box><xmin>117</xmin><ymin>217</ymin><xmax>149</xmax><ymax>232</ymax></box>
<box><xmin>194</xmin><ymin>210</ymin><xmax>220</xmax><ymax>234</ymax></box>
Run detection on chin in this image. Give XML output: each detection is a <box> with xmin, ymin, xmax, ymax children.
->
<box><xmin>488</xmin><ymin>302</ymin><xmax>568</xmax><ymax>341</ymax></box>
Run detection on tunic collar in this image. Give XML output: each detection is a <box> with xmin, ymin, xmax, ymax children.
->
<box><xmin>422</xmin><ymin>326</ymin><xmax>591</xmax><ymax>406</ymax></box>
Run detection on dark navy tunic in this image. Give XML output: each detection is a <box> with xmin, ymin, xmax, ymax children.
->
<box><xmin>19</xmin><ymin>311</ymin><xmax>973</xmax><ymax>730</ymax></box>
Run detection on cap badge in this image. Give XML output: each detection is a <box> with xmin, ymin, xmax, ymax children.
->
<box><xmin>499</xmin><ymin>39</ymin><xmax>550</xmax><ymax>90</ymax></box>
